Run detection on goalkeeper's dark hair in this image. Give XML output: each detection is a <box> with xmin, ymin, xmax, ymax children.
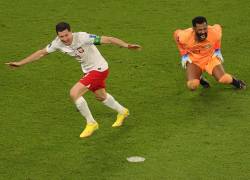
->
<box><xmin>192</xmin><ymin>16</ymin><xmax>207</xmax><ymax>27</ymax></box>
<box><xmin>56</xmin><ymin>22</ymin><xmax>71</xmax><ymax>34</ymax></box>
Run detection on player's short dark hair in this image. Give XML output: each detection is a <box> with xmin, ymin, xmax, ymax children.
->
<box><xmin>56</xmin><ymin>22</ymin><xmax>71</xmax><ymax>34</ymax></box>
<box><xmin>192</xmin><ymin>16</ymin><xmax>207</xmax><ymax>27</ymax></box>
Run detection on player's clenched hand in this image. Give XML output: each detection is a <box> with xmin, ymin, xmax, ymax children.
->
<box><xmin>127</xmin><ymin>44</ymin><xmax>142</xmax><ymax>51</ymax></box>
<box><xmin>5</xmin><ymin>61</ymin><xmax>22</xmax><ymax>68</ymax></box>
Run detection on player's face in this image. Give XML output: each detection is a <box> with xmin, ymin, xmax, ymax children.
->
<box><xmin>194</xmin><ymin>22</ymin><xmax>208</xmax><ymax>41</ymax></box>
<box><xmin>58</xmin><ymin>29</ymin><xmax>73</xmax><ymax>46</ymax></box>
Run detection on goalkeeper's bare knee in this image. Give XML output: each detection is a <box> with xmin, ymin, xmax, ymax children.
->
<box><xmin>218</xmin><ymin>73</ymin><xmax>233</xmax><ymax>84</ymax></box>
<box><xmin>187</xmin><ymin>79</ymin><xmax>200</xmax><ymax>90</ymax></box>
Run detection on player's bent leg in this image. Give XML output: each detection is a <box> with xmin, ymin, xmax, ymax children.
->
<box><xmin>95</xmin><ymin>89</ymin><xmax>129</xmax><ymax>127</ymax></box>
<box><xmin>212</xmin><ymin>64</ymin><xmax>228</xmax><ymax>82</ymax></box>
<box><xmin>70</xmin><ymin>82</ymin><xmax>89</xmax><ymax>102</ymax></box>
<box><xmin>70</xmin><ymin>82</ymin><xmax>98</xmax><ymax>138</ymax></box>
<box><xmin>212</xmin><ymin>64</ymin><xmax>233</xmax><ymax>85</ymax></box>
<box><xmin>218</xmin><ymin>73</ymin><xmax>247</xmax><ymax>89</ymax></box>
<box><xmin>186</xmin><ymin>63</ymin><xmax>202</xmax><ymax>90</ymax></box>
<box><xmin>212</xmin><ymin>64</ymin><xmax>246</xmax><ymax>89</ymax></box>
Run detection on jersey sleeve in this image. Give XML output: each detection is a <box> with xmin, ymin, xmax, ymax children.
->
<box><xmin>173</xmin><ymin>30</ymin><xmax>188</xmax><ymax>56</ymax></box>
<box><xmin>213</xmin><ymin>24</ymin><xmax>222</xmax><ymax>49</ymax></box>
<box><xmin>81</xmin><ymin>32</ymin><xmax>101</xmax><ymax>45</ymax></box>
<box><xmin>46</xmin><ymin>39</ymin><xmax>58</xmax><ymax>53</ymax></box>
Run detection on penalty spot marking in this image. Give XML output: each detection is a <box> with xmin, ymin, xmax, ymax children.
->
<box><xmin>126</xmin><ymin>156</ymin><xmax>145</xmax><ymax>163</ymax></box>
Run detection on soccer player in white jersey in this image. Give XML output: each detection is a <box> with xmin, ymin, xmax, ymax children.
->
<box><xmin>6</xmin><ymin>22</ymin><xmax>141</xmax><ymax>138</ymax></box>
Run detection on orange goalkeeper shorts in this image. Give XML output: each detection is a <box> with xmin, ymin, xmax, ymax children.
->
<box><xmin>193</xmin><ymin>56</ymin><xmax>221</xmax><ymax>75</ymax></box>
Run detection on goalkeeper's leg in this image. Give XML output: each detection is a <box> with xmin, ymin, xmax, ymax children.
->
<box><xmin>186</xmin><ymin>63</ymin><xmax>202</xmax><ymax>91</ymax></box>
<box><xmin>212</xmin><ymin>64</ymin><xmax>246</xmax><ymax>89</ymax></box>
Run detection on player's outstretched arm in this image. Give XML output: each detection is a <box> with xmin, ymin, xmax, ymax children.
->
<box><xmin>100</xmin><ymin>36</ymin><xmax>142</xmax><ymax>50</ymax></box>
<box><xmin>5</xmin><ymin>48</ymin><xmax>48</xmax><ymax>67</ymax></box>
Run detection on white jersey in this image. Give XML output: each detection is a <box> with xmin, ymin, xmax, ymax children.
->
<box><xmin>46</xmin><ymin>32</ymin><xmax>108</xmax><ymax>73</ymax></box>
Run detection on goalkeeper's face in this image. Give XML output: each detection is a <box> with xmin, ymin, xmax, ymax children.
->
<box><xmin>194</xmin><ymin>22</ymin><xmax>208</xmax><ymax>42</ymax></box>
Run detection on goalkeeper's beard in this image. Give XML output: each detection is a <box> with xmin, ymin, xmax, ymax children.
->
<box><xmin>196</xmin><ymin>32</ymin><xmax>207</xmax><ymax>41</ymax></box>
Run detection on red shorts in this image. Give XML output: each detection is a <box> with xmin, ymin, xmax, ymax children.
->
<box><xmin>79</xmin><ymin>69</ymin><xmax>109</xmax><ymax>92</ymax></box>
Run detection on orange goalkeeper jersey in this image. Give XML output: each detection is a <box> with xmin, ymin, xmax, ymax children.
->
<box><xmin>174</xmin><ymin>24</ymin><xmax>222</xmax><ymax>64</ymax></box>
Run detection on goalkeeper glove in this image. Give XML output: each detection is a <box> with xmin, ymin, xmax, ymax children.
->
<box><xmin>181</xmin><ymin>54</ymin><xmax>192</xmax><ymax>69</ymax></box>
<box><xmin>213</xmin><ymin>49</ymin><xmax>224</xmax><ymax>62</ymax></box>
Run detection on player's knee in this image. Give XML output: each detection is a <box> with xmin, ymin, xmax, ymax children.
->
<box><xmin>218</xmin><ymin>73</ymin><xmax>233</xmax><ymax>84</ymax></box>
<box><xmin>95</xmin><ymin>94</ymin><xmax>107</xmax><ymax>101</ymax></box>
<box><xmin>187</xmin><ymin>79</ymin><xmax>200</xmax><ymax>90</ymax></box>
<box><xmin>69</xmin><ymin>88</ymin><xmax>78</xmax><ymax>101</ymax></box>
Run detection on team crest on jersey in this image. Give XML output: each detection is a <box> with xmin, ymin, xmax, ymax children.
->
<box><xmin>73</xmin><ymin>47</ymin><xmax>85</xmax><ymax>59</ymax></box>
<box><xmin>77</xmin><ymin>47</ymin><xmax>84</xmax><ymax>53</ymax></box>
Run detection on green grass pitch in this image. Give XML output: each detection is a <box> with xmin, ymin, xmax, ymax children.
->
<box><xmin>0</xmin><ymin>0</ymin><xmax>250</xmax><ymax>179</ymax></box>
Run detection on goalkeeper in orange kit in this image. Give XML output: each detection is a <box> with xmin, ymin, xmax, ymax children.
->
<box><xmin>174</xmin><ymin>16</ymin><xmax>246</xmax><ymax>90</ymax></box>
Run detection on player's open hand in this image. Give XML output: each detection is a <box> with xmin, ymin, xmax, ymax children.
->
<box><xmin>5</xmin><ymin>61</ymin><xmax>22</xmax><ymax>68</ymax></box>
<box><xmin>128</xmin><ymin>44</ymin><xmax>142</xmax><ymax>51</ymax></box>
